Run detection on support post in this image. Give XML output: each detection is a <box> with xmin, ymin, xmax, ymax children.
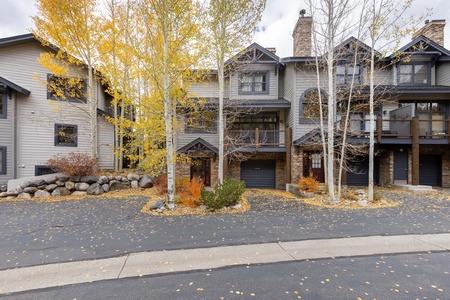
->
<box><xmin>255</xmin><ymin>128</ymin><xmax>259</xmax><ymax>151</ymax></box>
<box><xmin>376</xmin><ymin>116</ymin><xmax>382</xmax><ymax>143</ymax></box>
<box><xmin>411</xmin><ymin>117</ymin><xmax>419</xmax><ymax>185</ymax></box>
<box><xmin>285</xmin><ymin>127</ymin><xmax>292</xmax><ymax>184</ymax></box>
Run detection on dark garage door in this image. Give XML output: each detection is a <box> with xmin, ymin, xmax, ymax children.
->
<box><xmin>347</xmin><ymin>156</ymin><xmax>379</xmax><ymax>186</ymax></box>
<box><xmin>419</xmin><ymin>155</ymin><xmax>441</xmax><ymax>186</ymax></box>
<box><xmin>241</xmin><ymin>160</ymin><xmax>276</xmax><ymax>189</ymax></box>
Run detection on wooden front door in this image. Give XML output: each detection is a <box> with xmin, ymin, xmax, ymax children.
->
<box><xmin>190</xmin><ymin>159</ymin><xmax>211</xmax><ymax>187</ymax></box>
<box><xmin>303</xmin><ymin>152</ymin><xmax>325</xmax><ymax>183</ymax></box>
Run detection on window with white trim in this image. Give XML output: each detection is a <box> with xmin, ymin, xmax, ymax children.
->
<box><xmin>239</xmin><ymin>71</ymin><xmax>269</xmax><ymax>94</ymax></box>
<box><xmin>398</xmin><ymin>63</ymin><xmax>430</xmax><ymax>85</ymax></box>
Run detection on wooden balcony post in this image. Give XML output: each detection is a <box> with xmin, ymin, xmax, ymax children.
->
<box><xmin>376</xmin><ymin>116</ymin><xmax>382</xmax><ymax>143</ymax></box>
<box><xmin>411</xmin><ymin>117</ymin><xmax>419</xmax><ymax>185</ymax></box>
<box><xmin>255</xmin><ymin>128</ymin><xmax>259</xmax><ymax>151</ymax></box>
<box><xmin>285</xmin><ymin>127</ymin><xmax>292</xmax><ymax>184</ymax></box>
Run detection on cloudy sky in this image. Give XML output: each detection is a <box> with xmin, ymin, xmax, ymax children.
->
<box><xmin>1</xmin><ymin>0</ymin><xmax>449</xmax><ymax>58</ymax></box>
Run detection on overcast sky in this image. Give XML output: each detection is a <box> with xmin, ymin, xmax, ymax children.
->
<box><xmin>1</xmin><ymin>0</ymin><xmax>449</xmax><ymax>58</ymax></box>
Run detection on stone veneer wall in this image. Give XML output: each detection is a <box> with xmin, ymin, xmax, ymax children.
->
<box><xmin>291</xmin><ymin>147</ymin><xmax>303</xmax><ymax>184</ymax></box>
<box><xmin>378</xmin><ymin>149</ymin><xmax>393</xmax><ymax>186</ymax></box>
<box><xmin>175</xmin><ymin>155</ymin><xmax>219</xmax><ymax>188</ymax></box>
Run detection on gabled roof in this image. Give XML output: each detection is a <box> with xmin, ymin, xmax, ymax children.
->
<box><xmin>293</xmin><ymin>127</ymin><xmax>323</xmax><ymax>146</ymax></box>
<box><xmin>0</xmin><ymin>76</ymin><xmax>30</xmax><ymax>96</ymax></box>
<box><xmin>178</xmin><ymin>138</ymin><xmax>218</xmax><ymax>154</ymax></box>
<box><xmin>225</xmin><ymin>42</ymin><xmax>279</xmax><ymax>65</ymax></box>
<box><xmin>0</xmin><ymin>33</ymin><xmax>59</xmax><ymax>53</ymax></box>
<box><xmin>334</xmin><ymin>36</ymin><xmax>378</xmax><ymax>56</ymax></box>
<box><xmin>387</xmin><ymin>35</ymin><xmax>450</xmax><ymax>59</ymax></box>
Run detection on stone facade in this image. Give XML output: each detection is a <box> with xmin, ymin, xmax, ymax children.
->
<box><xmin>378</xmin><ymin>149</ymin><xmax>393</xmax><ymax>186</ymax></box>
<box><xmin>293</xmin><ymin>14</ymin><xmax>312</xmax><ymax>56</ymax></box>
<box><xmin>291</xmin><ymin>147</ymin><xmax>304</xmax><ymax>184</ymax></box>
<box><xmin>175</xmin><ymin>154</ymin><xmax>219</xmax><ymax>187</ymax></box>
<box><xmin>412</xmin><ymin>20</ymin><xmax>445</xmax><ymax>47</ymax></box>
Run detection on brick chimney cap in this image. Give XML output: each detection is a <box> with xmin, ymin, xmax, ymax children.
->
<box><xmin>299</xmin><ymin>9</ymin><xmax>306</xmax><ymax>17</ymax></box>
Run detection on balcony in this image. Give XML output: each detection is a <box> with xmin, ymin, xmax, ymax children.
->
<box><xmin>226</xmin><ymin>129</ymin><xmax>288</xmax><ymax>151</ymax></box>
<box><xmin>347</xmin><ymin>116</ymin><xmax>450</xmax><ymax>144</ymax></box>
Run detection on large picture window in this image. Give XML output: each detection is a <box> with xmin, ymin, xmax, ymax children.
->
<box><xmin>336</xmin><ymin>65</ymin><xmax>360</xmax><ymax>85</ymax></box>
<box><xmin>0</xmin><ymin>146</ymin><xmax>6</xmax><ymax>175</ymax></box>
<box><xmin>239</xmin><ymin>71</ymin><xmax>269</xmax><ymax>94</ymax></box>
<box><xmin>0</xmin><ymin>91</ymin><xmax>6</xmax><ymax>119</ymax></box>
<box><xmin>398</xmin><ymin>63</ymin><xmax>430</xmax><ymax>85</ymax></box>
<box><xmin>47</xmin><ymin>74</ymin><xmax>87</xmax><ymax>102</ymax></box>
<box><xmin>301</xmin><ymin>89</ymin><xmax>327</xmax><ymax>121</ymax></box>
<box><xmin>186</xmin><ymin>111</ymin><xmax>216</xmax><ymax>133</ymax></box>
<box><xmin>54</xmin><ymin>124</ymin><xmax>78</xmax><ymax>147</ymax></box>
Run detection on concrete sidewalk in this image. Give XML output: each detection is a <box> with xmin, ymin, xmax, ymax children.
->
<box><xmin>1</xmin><ymin>233</ymin><xmax>450</xmax><ymax>295</ymax></box>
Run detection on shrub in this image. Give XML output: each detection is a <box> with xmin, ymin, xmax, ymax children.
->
<box><xmin>298</xmin><ymin>173</ymin><xmax>319</xmax><ymax>193</ymax></box>
<box><xmin>177</xmin><ymin>177</ymin><xmax>204</xmax><ymax>208</ymax></box>
<box><xmin>201</xmin><ymin>178</ymin><xmax>246</xmax><ymax>211</ymax></box>
<box><xmin>46</xmin><ymin>152</ymin><xmax>97</xmax><ymax>177</ymax></box>
<box><xmin>153</xmin><ymin>174</ymin><xmax>168</xmax><ymax>195</ymax></box>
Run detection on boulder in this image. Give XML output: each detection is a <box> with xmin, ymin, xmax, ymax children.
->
<box><xmin>102</xmin><ymin>184</ymin><xmax>110</xmax><ymax>193</ymax></box>
<box><xmin>34</xmin><ymin>190</ymin><xmax>51</xmax><ymax>198</ymax></box>
<box><xmin>20</xmin><ymin>180</ymin><xmax>32</xmax><ymax>189</ymax></box>
<box><xmin>115</xmin><ymin>176</ymin><xmax>123</xmax><ymax>181</ymax></box>
<box><xmin>23</xmin><ymin>187</ymin><xmax>38</xmax><ymax>194</ymax></box>
<box><xmin>51</xmin><ymin>187</ymin><xmax>71</xmax><ymax>196</ymax></box>
<box><xmin>72</xmin><ymin>191</ymin><xmax>87</xmax><ymax>196</ymax></box>
<box><xmin>65</xmin><ymin>181</ymin><xmax>76</xmax><ymax>191</ymax></box>
<box><xmin>17</xmin><ymin>192</ymin><xmax>32</xmax><ymax>199</ymax></box>
<box><xmin>150</xmin><ymin>198</ymin><xmax>165</xmax><ymax>210</ymax></box>
<box><xmin>6</xmin><ymin>187</ymin><xmax>23</xmax><ymax>196</ymax></box>
<box><xmin>69</xmin><ymin>175</ymin><xmax>81</xmax><ymax>182</ymax></box>
<box><xmin>139</xmin><ymin>175</ymin><xmax>153</xmax><ymax>188</ymax></box>
<box><xmin>131</xmin><ymin>180</ymin><xmax>139</xmax><ymax>189</ymax></box>
<box><xmin>45</xmin><ymin>184</ymin><xmax>58</xmax><ymax>192</ymax></box>
<box><xmin>31</xmin><ymin>179</ymin><xmax>46</xmax><ymax>187</ymax></box>
<box><xmin>109</xmin><ymin>181</ymin><xmax>130</xmax><ymax>191</ymax></box>
<box><xmin>0</xmin><ymin>192</ymin><xmax>7</xmax><ymax>197</ymax></box>
<box><xmin>37</xmin><ymin>185</ymin><xmax>47</xmax><ymax>190</ymax></box>
<box><xmin>87</xmin><ymin>183</ymin><xmax>104</xmax><ymax>195</ymax></box>
<box><xmin>45</xmin><ymin>176</ymin><xmax>58</xmax><ymax>184</ymax></box>
<box><xmin>75</xmin><ymin>182</ymin><xmax>90</xmax><ymax>191</ymax></box>
<box><xmin>108</xmin><ymin>176</ymin><xmax>114</xmax><ymax>181</ymax></box>
<box><xmin>55</xmin><ymin>181</ymin><xmax>66</xmax><ymax>187</ymax></box>
<box><xmin>355</xmin><ymin>189</ymin><xmax>366</xmax><ymax>196</ymax></box>
<box><xmin>98</xmin><ymin>175</ymin><xmax>109</xmax><ymax>185</ymax></box>
<box><xmin>127</xmin><ymin>173</ymin><xmax>140</xmax><ymax>181</ymax></box>
<box><xmin>57</xmin><ymin>175</ymin><xmax>70</xmax><ymax>182</ymax></box>
<box><xmin>80</xmin><ymin>176</ymin><xmax>99</xmax><ymax>184</ymax></box>
<box><xmin>357</xmin><ymin>199</ymin><xmax>368</xmax><ymax>207</ymax></box>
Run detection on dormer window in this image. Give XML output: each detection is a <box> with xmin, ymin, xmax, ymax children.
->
<box><xmin>336</xmin><ymin>65</ymin><xmax>360</xmax><ymax>85</ymax></box>
<box><xmin>398</xmin><ymin>63</ymin><xmax>430</xmax><ymax>85</ymax></box>
<box><xmin>239</xmin><ymin>71</ymin><xmax>269</xmax><ymax>94</ymax></box>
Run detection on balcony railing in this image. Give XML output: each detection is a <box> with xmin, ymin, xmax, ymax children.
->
<box><xmin>227</xmin><ymin>129</ymin><xmax>286</xmax><ymax>148</ymax></box>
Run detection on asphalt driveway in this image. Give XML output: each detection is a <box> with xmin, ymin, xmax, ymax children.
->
<box><xmin>1</xmin><ymin>188</ymin><xmax>450</xmax><ymax>270</ymax></box>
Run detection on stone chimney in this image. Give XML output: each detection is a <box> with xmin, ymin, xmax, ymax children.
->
<box><xmin>293</xmin><ymin>9</ymin><xmax>312</xmax><ymax>56</ymax></box>
<box><xmin>412</xmin><ymin>19</ymin><xmax>445</xmax><ymax>47</ymax></box>
<box><xmin>265</xmin><ymin>47</ymin><xmax>277</xmax><ymax>55</ymax></box>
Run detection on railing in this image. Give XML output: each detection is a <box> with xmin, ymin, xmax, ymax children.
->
<box><xmin>227</xmin><ymin>129</ymin><xmax>286</xmax><ymax>148</ymax></box>
<box><xmin>347</xmin><ymin>116</ymin><xmax>450</xmax><ymax>142</ymax></box>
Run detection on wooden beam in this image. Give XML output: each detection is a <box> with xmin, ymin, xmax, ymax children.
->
<box><xmin>376</xmin><ymin>116</ymin><xmax>382</xmax><ymax>143</ymax></box>
<box><xmin>411</xmin><ymin>117</ymin><xmax>420</xmax><ymax>185</ymax></box>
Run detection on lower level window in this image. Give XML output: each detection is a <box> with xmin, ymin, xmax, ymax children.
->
<box><xmin>0</xmin><ymin>146</ymin><xmax>6</xmax><ymax>175</ymax></box>
<box><xmin>55</xmin><ymin>124</ymin><xmax>78</xmax><ymax>147</ymax></box>
<box><xmin>35</xmin><ymin>165</ymin><xmax>55</xmax><ymax>176</ymax></box>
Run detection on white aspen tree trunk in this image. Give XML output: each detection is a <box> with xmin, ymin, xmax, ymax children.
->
<box><xmin>368</xmin><ymin>40</ymin><xmax>375</xmax><ymax>202</ymax></box>
<box><xmin>218</xmin><ymin>62</ymin><xmax>225</xmax><ymax>184</ymax></box>
<box><xmin>88</xmin><ymin>64</ymin><xmax>98</xmax><ymax>160</ymax></box>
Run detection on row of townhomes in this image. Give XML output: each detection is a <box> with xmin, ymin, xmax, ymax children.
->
<box><xmin>1</xmin><ymin>13</ymin><xmax>450</xmax><ymax>190</ymax></box>
<box><xmin>175</xmin><ymin>15</ymin><xmax>450</xmax><ymax>190</ymax></box>
<box><xmin>0</xmin><ymin>34</ymin><xmax>115</xmax><ymax>186</ymax></box>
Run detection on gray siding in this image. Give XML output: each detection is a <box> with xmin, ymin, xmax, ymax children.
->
<box><xmin>436</xmin><ymin>62</ymin><xmax>450</xmax><ymax>85</ymax></box>
<box><xmin>97</xmin><ymin>116</ymin><xmax>114</xmax><ymax>169</ymax></box>
<box><xmin>176</xmin><ymin>116</ymin><xmax>219</xmax><ymax>149</ymax></box>
<box><xmin>229</xmin><ymin>64</ymin><xmax>279</xmax><ymax>100</ymax></box>
<box><xmin>0</xmin><ymin>39</ymin><xmax>114</xmax><ymax>179</ymax></box>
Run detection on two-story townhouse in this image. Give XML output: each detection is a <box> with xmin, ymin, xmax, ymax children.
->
<box><xmin>0</xmin><ymin>34</ymin><xmax>115</xmax><ymax>186</ymax></box>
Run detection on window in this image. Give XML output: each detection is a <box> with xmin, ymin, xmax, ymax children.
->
<box><xmin>0</xmin><ymin>146</ymin><xmax>5</xmax><ymax>175</ymax></box>
<box><xmin>336</xmin><ymin>65</ymin><xmax>360</xmax><ymax>85</ymax></box>
<box><xmin>0</xmin><ymin>91</ymin><xmax>6</xmax><ymax>119</ymax></box>
<box><xmin>239</xmin><ymin>71</ymin><xmax>269</xmax><ymax>94</ymax></box>
<box><xmin>186</xmin><ymin>111</ymin><xmax>216</xmax><ymax>133</ymax></box>
<box><xmin>55</xmin><ymin>124</ymin><xmax>78</xmax><ymax>147</ymax></box>
<box><xmin>301</xmin><ymin>89</ymin><xmax>327</xmax><ymax>120</ymax></box>
<box><xmin>398</xmin><ymin>63</ymin><xmax>430</xmax><ymax>85</ymax></box>
<box><xmin>35</xmin><ymin>165</ymin><xmax>56</xmax><ymax>176</ymax></box>
<box><xmin>47</xmin><ymin>74</ymin><xmax>87</xmax><ymax>102</ymax></box>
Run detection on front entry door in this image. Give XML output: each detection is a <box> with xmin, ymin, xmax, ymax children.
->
<box><xmin>190</xmin><ymin>159</ymin><xmax>211</xmax><ymax>187</ymax></box>
<box><xmin>303</xmin><ymin>152</ymin><xmax>325</xmax><ymax>183</ymax></box>
<box><xmin>394</xmin><ymin>150</ymin><xmax>408</xmax><ymax>184</ymax></box>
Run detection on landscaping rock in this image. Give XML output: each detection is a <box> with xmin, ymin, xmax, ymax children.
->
<box><xmin>115</xmin><ymin>176</ymin><xmax>123</xmax><ymax>181</ymax></box>
<box><xmin>157</xmin><ymin>207</ymin><xmax>165</xmax><ymax>213</ymax></box>
<box><xmin>32</xmin><ymin>179</ymin><xmax>46</xmax><ymax>187</ymax></box>
<box><xmin>69</xmin><ymin>176</ymin><xmax>81</xmax><ymax>182</ymax></box>
<box><xmin>98</xmin><ymin>176</ymin><xmax>109</xmax><ymax>185</ymax></box>
<box><xmin>0</xmin><ymin>185</ymin><xmax>7</xmax><ymax>192</ymax></box>
<box><xmin>34</xmin><ymin>190</ymin><xmax>51</xmax><ymax>198</ymax></box>
<box><xmin>72</xmin><ymin>191</ymin><xmax>87</xmax><ymax>196</ymax></box>
<box><xmin>75</xmin><ymin>182</ymin><xmax>90</xmax><ymax>191</ymax></box>
<box><xmin>344</xmin><ymin>200</ymin><xmax>351</xmax><ymax>206</ymax></box>
<box><xmin>58</xmin><ymin>175</ymin><xmax>70</xmax><ymax>182</ymax></box>
<box><xmin>127</xmin><ymin>173</ymin><xmax>140</xmax><ymax>181</ymax></box>
<box><xmin>80</xmin><ymin>176</ymin><xmax>99</xmax><ymax>184</ymax></box>
<box><xmin>0</xmin><ymin>192</ymin><xmax>7</xmax><ymax>197</ymax></box>
<box><xmin>65</xmin><ymin>181</ymin><xmax>76</xmax><ymax>191</ymax></box>
<box><xmin>355</xmin><ymin>189</ymin><xmax>366</xmax><ymax>196</ymax></box>
<box><xmin>52</xmin><ymin>187</ymin><xmax>71</xmax><ymax>196</ymax></box>
<box><xmin>197</xmin><ymin>205</ymin><xmax>209</xmax><ymax>211</ymax></box>
<box><xmin>17</xmin><ymin>192</ymin><xmax>32</xmax><ymax>199</ymax></box>
<box><xmin>131</xmin><ymin>180</ymin><xmax>139</xmax><ymax>189</ymax></box>
<box><xmin>45</xmin><ymin>184</ymin><xmax>58</xmax><ymax>192</ymax></box>
<box><xmin>87</xmin><ymin>183</ymin><xmax>104</xmax><ymax>195</ymax></box>
<box><xmin>45</xmin><ymin>176</ymin><xmax>58</xmax><ymax>184</ymax></box>
<box><xmin>139</xmin><ymin>175</ymin><xmax>153</xmax><ymax>188</ymax></box>
<box><xmin>109</xmin><ymin>181</ymin><xmax>130</xmax><ymax>191</ymax></box>
<box><xmin>231</xmin><ymin>203</ymin><xmax>242</xmax><ymax>209</ymax></box>
<box><xmin>20</xmin><ymin>180</ymin><xmax>32</xmax><ymax>189</ymax></box>
<box><xmin>150</xmin><ymin>198</ymin><xmax>165</xmax><ymax>210</ymax></box>
<box><xmin>55</xmin><ymin>181</ymin><xmax>66</xmax><ymax>187</ymax></box>
<box><xmin>6</xmin><ymin>187</ymin><xmax>23</xmax><ymax>196</ymax></box>
<box><xmin>102</xmin><ymin>184</ymin><xmax>110</xmax><ymax>193</ymax></box>
<box><xmin>37</xmin><ymin>185</ymin><xmax>47</xmax><ymax>190</ymax></box>
<box><xmin>23</xmin><ymin>187</ymin><xmax>38</xmax><ymax>194</ymax></box>
<box><xmin>108</xmin><ymin>176</ymin><xmax>114</xmax><ymax>181</ymax></box>
<box><xmin>301</xmin><ymin>192</ymin><xmax>315</xmax><ymax>198</ymax></box>
<box><xmin>357</xmin><ymin>199</ymin><xmax>368</xmax><ymax>207</ymax></box>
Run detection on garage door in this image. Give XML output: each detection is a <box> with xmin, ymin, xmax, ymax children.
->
<box><xmin>347</xmin><ymin>156</ymin><xmax>379</xmax><ymax>186</ymax></box>
<box><xmin>419</xmin><ymin>155</ymin><xmax>441</xmax><ymax>186</ymax></box>
<box><xmin>241</xmin><ymin>160</ymin><xmax>276</xmax><ymax>189</ymax></box>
